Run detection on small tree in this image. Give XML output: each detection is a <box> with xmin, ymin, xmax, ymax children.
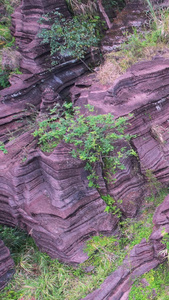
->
<box><xmin>33</xmin><ymin>104</ymin><xmax>136</xmax><ymax>188</ymax></box>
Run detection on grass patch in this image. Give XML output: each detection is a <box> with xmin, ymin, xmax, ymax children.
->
<box><xmin>97</xmin><ymin>7</ymin><xmax>169</xmax><ymax>84</ymax></box>
<box><xmin>129</xmin><ymin>262</ymin><xmax>169</xmax><ymax>300</ymax></box>
<box><xmin>0</xmin><ymin>189</ymin><xmax>168</xmax><ymax>300</ymax></box>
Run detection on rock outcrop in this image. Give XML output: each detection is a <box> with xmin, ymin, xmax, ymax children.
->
<box><xmin>1</xmin><ymin>0</ymin><xmax>169</xmax><ymax>294</ymax></box>
<box><xmin>71</xmin><ymin>57</ymin><xmax>169</xmax><ymax>216</ymax></box>
<box><xmin>82</xmin><ymin>240</ymin><xmax>163</xmax><ymax>300</ymax></box>
<box><xmin>0</xmin><ymin>0</ymin><xmax>98</xmax><ymax>142</ymax></box>
<box><xmin>101</xmin><ymin>0</ymin><xmax>148</xmax><ymax>52</ymax></box>
<box><xmin>82</xmin><ymin>192</ymin><xmax>169</xmax><ymax>300</ymax></box>
<box><xmin>1</xmin><ymin>56</ymin><xmax>169</xmax><ymax>266</ymax></box>
<box><xmin>0</xmin><ymin>240</ymin><xmax>15</xmax><ymax>290</ymax></box>
<box><xmin>0</xmin><ymin>138</ymin><xmax>116</xmax><ymax>263</ymax></box>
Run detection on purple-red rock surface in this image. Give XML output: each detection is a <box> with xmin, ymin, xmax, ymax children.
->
<box><xmin>1</xmin><ymin>0</ymin><xmax>169</xmax><ymax>296</ymax></box>
<box><xmin>0</xmin><ymin>239</ymin><xmax>15</xmax><ymax>290</ymax></box>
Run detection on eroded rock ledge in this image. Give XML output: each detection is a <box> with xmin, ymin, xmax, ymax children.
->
<box><xmin>1</xmin><ymin>0</ymin><xmax>169</xmax><ymax>295</ymax></box>
<box><xmin>82</xmin><ymin>193</ymin><xmax>169</xmax><ymax>300</ymax></box>
<box><xmin>1</xmin><ymin>57</ymin><xmax>169</xmax><ymax>265</ymax></box>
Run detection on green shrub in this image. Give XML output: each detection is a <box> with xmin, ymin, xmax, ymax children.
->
<box><xmin>0</xmin><ymin>69</ymin><xmax>10</xmax><ymax>89</ymax></box>
<box><xmin>38</xmin><ymin>11</ymin><xmax>102</xmax><ymax>64</ymax></box>
<box><xmin>102</xmin><ymin>194</ymin><xmax>122</xmax><ymax>216</ymax></box>
<box><xmin>33</xmin><ymin>104</ymin><xmax>136</xmax><ymax>188</ymax></box>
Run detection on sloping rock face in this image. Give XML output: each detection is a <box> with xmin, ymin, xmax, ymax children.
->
<box><xmin>83</xmin><ymin>193</ymin><xmax>169</xmax><ymax>300</ymax></box>
<box><xmin>101</xmin><ymin>0</ymin><xmax>148</xmax><ymax>52</ymax></box>
<box><xmin>0</xmin><ymin>135</ymin><xmax>116</xmax><ymax>263</ymax></box>
<box><xmin>11</xmin><ymin>0</ymin><xmax>70</xmax><ymax>74</ymax></box>
<box><xmin>71</xmin><ymin>57</ymin><xmax>169</xmax><ymax>216</ymax></box>
<box><xmin>1</xmin><ymin>57</ymin><xmax>169</xmax><ymax>267</ymax></box>
<box><xmin>1</xmin><ymin>0</ymin><xmax>169</xmax><ymax>263</ymax></box>
<box><xmin>0</xmin><ymin>240</ymin><xmax>15</xmax><ymax>290</ymax></box>
<box><xmin>82</xmin><ymin>239</ymin><xmax>163</xmax><ymax>300</ymax></box>
<box><xmin>0</xmin><ymin>0</ymin><xmax>97</xmax><ymax>142</ymax></box>
<box><xmin>101</xmin><ymin>0</ymin><xmax>168</xmax><ymax>53</ymax></box>
<box><xmin>1</xmin><ymin>0</ymin><xmax>169</xmax><ymax>292</ymax></box>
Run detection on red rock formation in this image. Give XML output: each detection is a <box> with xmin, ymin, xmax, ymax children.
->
<box><xmin>0</xmin><ymin>136</ymin><xmax>117</xmax><ymax>263</ymax></box>
<box><xmin>101</xmin><ymin>0</ymin><xmax>148</xmax><ymax>52</ymax></box>
<box><xmin>82</xmin><ymin>239</ymin><xmax>162</xmax><ymax>300</ymax></box>
<box><xmin>0</xmin><ymin>0</ymin><xmax>98</xmax><ymax>142</ymax></box>
<box><xmin>1</xmin><ymin>0</ymin><xmax>169</xmax><ymax>293</ymax></box>
<box><xmin>82</xmin><ymin>193</ymin><xmax>169</xmax><ymax>300</ymax></box>
<box><xmin>71</xmin><ymin>58</ymin><xmax>169</xmax><ymax>216</ymax></box>
<box><xmin>0</xmin><ymin>240</ymin><xmax>15</xmax><ymax>290</ymax></box>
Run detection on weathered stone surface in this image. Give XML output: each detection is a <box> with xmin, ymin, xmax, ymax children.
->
<box><xmin>0</xmin><ymin>136</ymin><xmax>117</xmax><ymax>263</ymax></box>
<box><xmin>101</xmin><ymin>0</ymin><xmax>148</xmax><ymax>52</ymax></box>
<box><xmin>150</xmin><ymin>194</ymin><xmax>169</xmax><ymax>242</ymax></box>
<box><xmin>1</xmin><ymin>0</ymin><xmax>169</xmax><ymax>294</ymax></box>
<box><xmin>0</xmin><ymin>0</ymin><xmax>98</xmax><ymax>142</ymax></box>
<box><xmin>83</xmin><ymin>193</ymin><xmax>169</xmax><ymax>300</ymax></box>
<box><xmin>0</xmin><ymin>240</ymin><xmax>15</xmax><ymax>290</ymax></box>
<box><xmin>71</xmin><ymin>57</ymin><xmax>169</xmax><ymax>217</ymax></box>
<box><xmin>82</xmin><ymin>239</ymin><xmax>161</xmax><ymax>300</ymax></box>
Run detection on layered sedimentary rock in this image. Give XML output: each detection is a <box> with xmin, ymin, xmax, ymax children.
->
<box><xmin>71</xmin><ymin>57</ymin><xmax>169</xmax><ymax>216</ymax></box>
<box><xmin>0</xmin><ymin>240</ymin><xmax>15</xmax><ymax>290</ymax></box>
<box><xmin>82</xmin><ymin>240</ymin><xmax>163</xmax><ymax>300</ymax></box>
<box><xmin>1</xmin><ymin>0</ymin><xmax>169</xmax><ymax>293</ymax></box>
<box><xmin>101</xmin><ymin>0</ymin><xmax>167</xmax><ymax>53</ymax></box>
<box><xmin>101</xmin><ymin>0</ymin><xmax>148</xmax><ymax>52</ymax></box>
<box><xmin>82</xmin><ymin>193</ymin><xmax>169</xmax><ymax>300</ymax></box>
<box><xmin>0</xmin><ymin>0</ymin><xmax>97</xmax><ymax>142</ymax></box>
<box><xmin>1</xmin><ymin>56</ymin><xmax>169</xmax><ymax>265</ymax></box>
<box><xmin>0</xmin><ymin>135</ymin><xmax>117</xmax><ymax>263</ymax></box>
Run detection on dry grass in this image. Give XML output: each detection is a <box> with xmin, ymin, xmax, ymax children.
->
<box><xmin>96</xmin><ymin>58</ymin><xmax>122</xmax><ymax>84</ymax></box>
<box><xmin>97</xmin><ymin>43</ymin><xmax>169</xmax><ymax>85</ymax></box>
<box><xmin>66</xmin><ymin>0</ymin><xmax>97</xmax><ymax>15</ymax></box>
<box><xmin>1</xmin><ymin>48</ymin><xmax>22</xmax><ymax>70</ymax></box>
<box><xmin>97</xmin><ymin>31</ymin><xmax>169</xmax><ymax>85</ymax></box>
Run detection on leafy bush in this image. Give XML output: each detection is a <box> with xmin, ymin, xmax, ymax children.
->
<box><xmin>33</xmin><ymin>104</ymin><xmax>136</xmax><ymax>187</ymax></box>
<box><xmin>102</xmin><ymin>194</ymin><xmax>122</xmax><ymax>215</ymax></box>
<box><xmin>38</xmin><ymin>11</ymin><xmax>101</xmax><ymax>64</ymax></box>
<box><xmin>0</xmin><ymin>69</ymin><xmax>10</xmax><ymax>89</ymax></box>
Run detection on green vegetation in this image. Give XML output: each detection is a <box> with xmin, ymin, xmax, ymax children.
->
<box><xmin>0</xmin><ymin>70</ymin><xmax>10</xmax><ymax>89</ymax></box>
<box><xmin>65</xmin><ymin>0</ymin><xmax>125</xmax><ymax>29</ymax></box>
<box><xmin>33</xmin><ymin>104</ymin><xmax>136</xmax><ymax>188</ymax></box>
<box><xmin>145</xmin><ymin>169</ymin><xmax>162</xmax><ymax>201</ymax></box>
<box><xmin>0</xmin><ymin>0</ymin><xmax>19</xmax><ymax>43</ymax></box>
<box><xmin>102</xmin><ymin>194</ymin><xmax>122</xmax><ymax>215</ymax></box>
<box><xmin>65</xmin><ymin>0</ymin><xmax>125</xmax><ymax>15</ymax></box>
<box><xmin>38</xmin><ymin>11</ymin><xmax>102</xmax><ymax>65</ymax></box>
<box><xmin>0</xmin><ymin>141</ymin><xmax>8</xmax><ymax>153</ymax></box>
<box><xmin>0</xmin><ymin>225</ymin><xmax>31</xmax><ymax>263</ymax></box>
<box><xmin>129</xmin><ymin>263</ymin><xmax>169</xmax><ymax>300</ymax></box>
<box><xmin>1</xmin><ymin>189</ymin><xmax>168</xmax><ymax>300</ymax></box>
<box><xmin>38</xmin><ymin>0</ymin><xmax>126</xmax><ymax>65</ymax></box>
<box><xmin>0</xmin><ymin>0</ymin><xmax>21</xmax><ymax>90</ymax></box>
<box><xmin>97</xmin><ymin>4</ymin><xmax>169</xmax><ymax>84</ymax></box>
